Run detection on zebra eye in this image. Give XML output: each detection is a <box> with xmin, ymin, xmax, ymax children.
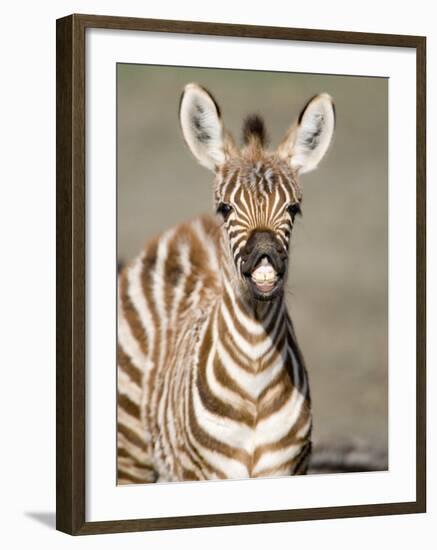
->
<box><xmin>216</xmin><ymin>202</ymin><xmax>233</xmax><ymax>221</ymax></box>
<box><xmin>287</xmin><ymin>203</ymin><xmax>302</xmax><ymax>219</ymax></box>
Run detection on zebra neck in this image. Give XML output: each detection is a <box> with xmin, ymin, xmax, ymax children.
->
<box><xmin>218</xmin><ymin>243</ymin><xmax>286</xmax><ymax>326</ymax></box>
<box><xmin>216</xmin><ymin>268</ymin><xmax>288</xmax><ymax>369</ymax></box>
<box><xmin>222</xmin><ymin>272</ymin><xmax>285</xmax><ymax>323</ymax></box>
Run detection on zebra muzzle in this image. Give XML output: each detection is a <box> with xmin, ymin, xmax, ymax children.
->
<box><xmin>250</xmin><ymin>257</ymin><xmax>278</xmax><ymax>293</ymax></box>
<box><xmin>241</xmin><ymin>230</ymin><xmax>286</xmax><ymax>300</ymax></box>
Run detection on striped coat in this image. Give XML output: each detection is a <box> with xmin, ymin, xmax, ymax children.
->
<box><xmin>117</xmin><ymin>83</ymin><xmax>335</xmax><ymax>483</ymax></box>
<box><xmin>118</xmin><ymin>215</ymin><xmax>311</xmax><ymax>483</ymax></box>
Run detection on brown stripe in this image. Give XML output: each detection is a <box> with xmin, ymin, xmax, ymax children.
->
<box><xmin>118</xmin><ymin>269</ymin><xmax>148</xmax><ymax>355</ymax></box>
<box><xmin>253</xmin><ymin>456</ymin><xmax>299</xmax><ymax>478</ymax></box>
<box><xmin>223</xmin><ymin>331</ymin><xmax>253</xmax><ymax>373</ymax></box>
<box><xmin>182</xmin><ymin>467</ymin><xmax>200</xmax><ymax>481</ymax></box>
<box><xmin>117</xmin><ymin>446</ymin><xmax>153</xmax><ymax>469</ymax></box>
<box><xmin>118</xmin><ymin>392</ymin><xmax>141</xmax><ymax>419</ymax></box>
<box><xmin>117</xmin><ymin>467</ymin><xmax>156</xmax><ymax>484</ymax></box>
<box><xmin>257</xmin><ymin>367</ymin><xmax>288</xmax><ymax>406</ymax></box>
<box><xmin>253</xmin><ymin>403</ymin><xmax>311</xmax><ymax>464</ymax></box>
<box><xmin>117</xmin><ymin>344</ymin><xmax>142</xmax><ymax>386</ymax></box>
<box><xmin>222</xmin><ymin>290</ymin><xmax>266</xmax><ymax>345</ymax></box>
<box><xmin>117</xmin><ymin>421</ymin><xmax>148</xmax><ymax>451</ymax></box>
<box><xmin>257</xmin><ymin>375</ymin><xmax>294</xmax><ymax>422</ymax></box>
<box><xmin>213</xmin><ymin>353</ymin><xmax>254</xmax><ymax>405</ymax></box>
<box><xmin>117</xmin><ymin>447</ymin><xmax>130</xmax><ymax>458</ymax></box>
<box><xmin>255</xmin><ymin>441</ymin><xmax>312</xmax><ymax>478</ymax></box>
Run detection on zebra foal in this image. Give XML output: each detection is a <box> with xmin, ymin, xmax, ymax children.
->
<box><xmin>117</xmin><ymin>83</ymin><xmax>335</xmax><ymax>483</ymax></box>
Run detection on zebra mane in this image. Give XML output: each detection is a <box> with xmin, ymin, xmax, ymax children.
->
<box><xmin>242</xmin><ymin>114</ymin><xmax>268</xmax><ymax>148</ymax></box>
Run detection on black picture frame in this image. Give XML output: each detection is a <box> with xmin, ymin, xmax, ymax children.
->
<box><xmin>56</xmin><ymin>13</ymin><xmax>426</xmax><ymax>535</ymax></box>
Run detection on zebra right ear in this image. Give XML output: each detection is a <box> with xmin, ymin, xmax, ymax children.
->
<box><xmin>179</xmin><ymin>83</ymin><xmax>227</xmax><ymax>171</ymax></box>
<box><xmin>277</xmin><ymin>93</ymin><xmax>335</xmax><ymax>174</ymax></box>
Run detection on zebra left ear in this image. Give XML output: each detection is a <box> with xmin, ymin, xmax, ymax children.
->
<box><xmin>179</xmin><ymin>83</ymin><xmax>229</xmax><ymax>171</ymax></box>
<box><xmin>278</xmin><ymin>94</ymin><xmax>335</xmax><ymax>174</ymax></box>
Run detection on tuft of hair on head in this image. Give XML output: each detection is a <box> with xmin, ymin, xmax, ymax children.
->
<box><xmin>242</xmin><ymin>114</ymin><xmax>268</xmax><ymax>148</ymax></box>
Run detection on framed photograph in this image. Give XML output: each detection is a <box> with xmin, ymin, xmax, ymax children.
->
<box><xmin>56</xmin><ymin>13</ymin><xmax>426</xmax><ymax>535</ymax></box>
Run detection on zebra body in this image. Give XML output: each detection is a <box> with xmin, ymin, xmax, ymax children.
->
<box><xmin>118</xmin><ymin>215</ymin><xmax>311</xmax><ymax>482</ymax></box>
<box><xmin>117</xmin><ymin>84</ymin><xmax>335</xmax><ymax>483</ymax></box>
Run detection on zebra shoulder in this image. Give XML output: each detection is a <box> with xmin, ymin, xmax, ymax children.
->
<box><xmin>122</xmin><ymin>215</ymin><xmax>222</xmax><ymax>306</ymax></box>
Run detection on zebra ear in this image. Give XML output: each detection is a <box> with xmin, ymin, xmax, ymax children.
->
<box><xmin>179</xmin><ymin>83</ymin><xmax>227</xmax><ymax>171</ymax></box>
<box><xmin>278</xmin><ymin>94</ymin><xmax>335</xmax><ymax>174</ymax></box>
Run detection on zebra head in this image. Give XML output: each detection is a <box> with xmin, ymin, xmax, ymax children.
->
<box><xmin>179</xmin><ymin>83</ymin><xmax>335</xmax><ymax>302</ymax></box>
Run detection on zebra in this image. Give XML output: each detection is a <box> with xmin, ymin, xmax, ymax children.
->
<box><xmin>117</xmin><ymin>83</ymin><xmax>335</xmax><ymax>483</ymax></box>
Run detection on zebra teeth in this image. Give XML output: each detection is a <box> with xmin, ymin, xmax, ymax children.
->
<box><xmin>251</xmin><ymin>259</ymin><xmax>277</xmax><ymax>284</ymax></box>
<box><xmin>251</xmin><ymin>273</ymin><xmax>277</xmax><ymax>283</ymax></box>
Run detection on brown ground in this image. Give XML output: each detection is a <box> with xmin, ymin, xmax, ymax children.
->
<box><xmin>117</xmin><ymin>65</ymin><xmax>388</xmax><ymax>464</ymax></box>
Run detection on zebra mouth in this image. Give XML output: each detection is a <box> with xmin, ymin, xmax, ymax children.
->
<box><xmin>246</xmin><ymin>256</ymin><xmax>283</xmax><ymax>300</ymax></box>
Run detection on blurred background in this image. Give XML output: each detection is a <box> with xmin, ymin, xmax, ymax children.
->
<box><xmin>117</xmin><ymin>64</ymin><xmax>388</xmax><ymax>472</ymax></box>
